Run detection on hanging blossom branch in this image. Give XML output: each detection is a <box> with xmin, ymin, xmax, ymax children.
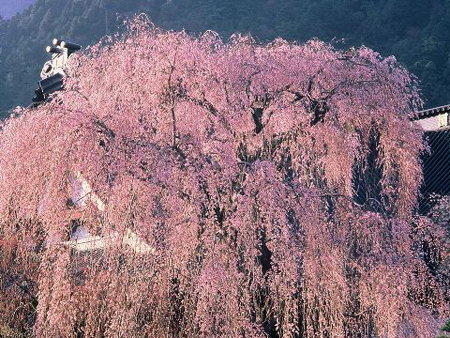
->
<box><xmin>0</xmin><ymin>16</ymin><xmax>445</xmax><ymax>338</ymax></box>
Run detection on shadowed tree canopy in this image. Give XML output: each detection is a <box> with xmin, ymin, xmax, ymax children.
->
<box><xmin>0</xmin><ymin>0</ymin><xmax>35</xmax><ymax>20</ymax></box>
<box><xmin>0</xmin><ymin>18</ymin><xmax>448</xmax><ymax>337</ymax></box>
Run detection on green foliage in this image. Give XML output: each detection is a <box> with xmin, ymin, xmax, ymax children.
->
<box><xmin>438</xmin><ymin>320</ymin><xmax>450</xmax><ymax>338</ymax></box>
<box><xmin>442</xmin><ymin>319</ymin><xmax>450</xmax><ymax>332</ymax></box>
<box><xmin>1</xmin><ymin>0</ymin><xmax>450</xmax><ymax>118</ymax></box>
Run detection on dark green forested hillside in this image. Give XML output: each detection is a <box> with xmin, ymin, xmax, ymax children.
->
<box><xmin>0</xmin><ymin>0</ymin><xmax>450</xmax><ymax>118</ymax></box>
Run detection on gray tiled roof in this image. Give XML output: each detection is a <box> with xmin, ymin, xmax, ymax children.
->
<box><xmin>410</xmin><ymin>104</ymin><xmax>450</xmax><ymax>121</ymax></box>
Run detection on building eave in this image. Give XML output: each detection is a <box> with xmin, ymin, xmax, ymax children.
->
<box><xmin>410</xmin><ymin>104</ymin><xmax>450</xmax><ymax>121</ymax></box>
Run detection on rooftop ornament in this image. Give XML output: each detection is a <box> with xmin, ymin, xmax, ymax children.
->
<box><xmin>30</xmin><ymin>38</ymin><xmax>81</xmax><ymax>108</ymax></box>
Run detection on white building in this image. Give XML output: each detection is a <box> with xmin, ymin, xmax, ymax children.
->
<box><xmin>63</xmin><ymin>172</ymin><xmax>153</xmax><ymax>254</ymax></box>
<box><xmin>411</xmin><ymin>104</ymin><xmax>450</xmax><ymax>214</ymax></box>
<box><xmin>411</xmin><ymin>104</ymin><xmax>450</xmax><ymax>131</ymax></box>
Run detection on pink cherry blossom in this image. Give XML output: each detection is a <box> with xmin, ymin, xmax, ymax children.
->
<box><xmin>0</xmin><ymin>16</ymin><xmax>446</xmax><ymax>337</ymax></box>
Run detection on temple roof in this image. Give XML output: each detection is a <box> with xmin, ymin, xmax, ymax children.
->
<box><xmin>410</xmin><ymin>104</ymin><xmax>450</xmax><ymax>121</ymax></box>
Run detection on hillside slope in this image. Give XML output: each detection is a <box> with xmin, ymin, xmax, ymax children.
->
<box><xmin>0</xmin><ymin>0</ymin><xmax>35</xmax><ymax>20</ymax></box>
<box><xmin>0</xmin><ymin>0</ymin><xmax>449</xmax><ymax>118</ymax></box>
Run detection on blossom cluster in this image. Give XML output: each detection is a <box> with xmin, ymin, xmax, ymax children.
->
<box><xmin>0</xmin><ymin>17</ymin><xmax>445</xmax><ymax>337</ymax></box>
